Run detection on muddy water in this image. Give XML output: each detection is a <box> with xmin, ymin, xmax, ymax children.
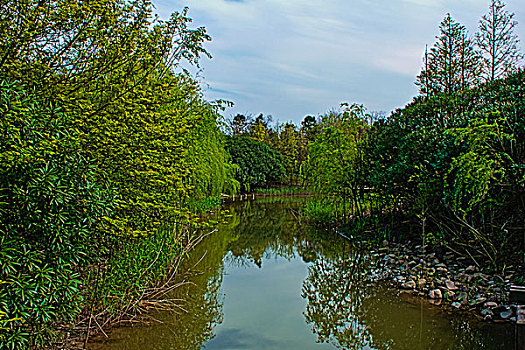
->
<box><xmin>90</xmin><ymin>197</ymin><xmax>512</xmax><ymax>350</ymax></box>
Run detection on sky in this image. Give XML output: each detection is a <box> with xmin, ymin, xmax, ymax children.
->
<box><xmin>152</xmin><ymin>0</ymin><xmax>525</xmax><ymax>124</ymax></box>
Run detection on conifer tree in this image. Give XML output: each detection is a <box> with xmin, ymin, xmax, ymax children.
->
<box><xmin>476</xmin><ymin>0</ymin><xmax>523</xmax><ymax>81</ymax></box>
<box><xmin>416</xmin><ymin>14</ymin><xmax>482</xmax><ymax>95</ymax></box>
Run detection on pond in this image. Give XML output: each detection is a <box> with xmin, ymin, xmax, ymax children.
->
<box><xmin>91</xmin><ymin>197</ymin><xmax>512</xmax><ymax>349</ymax></box>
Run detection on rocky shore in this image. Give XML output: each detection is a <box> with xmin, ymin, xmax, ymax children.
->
<box><xmin>369</xmin><ymin>240</ymin><xmax>518</xmax><ymax>323</ymax></box>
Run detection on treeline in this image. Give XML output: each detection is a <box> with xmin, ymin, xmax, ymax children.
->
<box><xmin>0</xmin><ymin>1</ymin><xmax>238</xmax><ymax>348</ymax></box>
<box><xmin>222</xmin><ymin>113</ymin><xmax>311</xmax><ymax>190</ymax></box>
<box><xmin>302</xmin><ymin>0</ymin><xmax>525</xmax><ymax>271</ymax></box>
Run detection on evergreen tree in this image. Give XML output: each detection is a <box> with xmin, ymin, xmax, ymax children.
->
<box><xmin>416</xmin><ymin>14</ymin><xmax>481</xmax><ymax>95</ymax></box>
<box><xmin>476</xmin><ymin>0</ymin><xmax>523</xmax><ymax>81</ymax></box>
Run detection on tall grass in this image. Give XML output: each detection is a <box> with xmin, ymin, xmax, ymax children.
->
<box><xmin>79</xmin><ymin>221</ymin><xmax>211</xmax><ymax>343</ymax></box>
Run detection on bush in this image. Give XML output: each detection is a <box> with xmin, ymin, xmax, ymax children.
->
<box><xmin>0</xmin><ymin>81</ymin><xmax>116</xmax><ymax>348</ymax></box>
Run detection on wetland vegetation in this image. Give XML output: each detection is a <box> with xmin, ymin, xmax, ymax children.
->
<box><xmin>0</xmin><ymin>0</ymin><xmax>524</xmax><ymax>348</ymax></box>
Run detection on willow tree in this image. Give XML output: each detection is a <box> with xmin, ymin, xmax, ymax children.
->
<box><xmin>476</xmin><ymin>0</ymin><xmax>523</xmax><ymax>81</ymax></box>
<box><xmin>306</xmin><ymin>104</ymin><xmax>369</xmax><ymax>217</ymax></box>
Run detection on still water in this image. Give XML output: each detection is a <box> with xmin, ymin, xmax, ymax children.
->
<box><xmin>91</xmin><ymin>197</ymin><xmax>512</xmax><ymax>350</ymax></box>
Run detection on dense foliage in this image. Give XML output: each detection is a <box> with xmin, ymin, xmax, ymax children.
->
<box><xmin>306</xmin><ymin>70</ymin><xmax>525</xmax><ymax>270</ymax></box>
<box><xmin>0</xmin><ymin>0</ymin><xmax>238</xmax><ymax>348</ymax></box>
<box><xmin>0</xmin><ymin>81</ymin><xmax>116</xmax><ymax>347</ymax></box>
<box><xmin>225</xmin><ymin>135</ymin><xmax>285</xmax><ymax>191</ymax></box>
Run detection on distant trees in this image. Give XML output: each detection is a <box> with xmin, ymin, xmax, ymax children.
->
<box><xmin>476</xmin><ymin>0</ymin><xmax>523</xmax><ymax>81</ymax></box>
<box><xmin>304</xmin><ymin>104</ymin><xmax>369</xmax><ymax>217</ymax></box>
<box><xmin>225</xmin><ymin>136</ymin><xmax>285</xmax><ymax>191</ymax></box>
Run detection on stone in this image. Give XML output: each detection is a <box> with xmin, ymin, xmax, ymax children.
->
<box><xmin>465</xmin><ymin>265</ymin><xmax>476</xmax><ymax>273</ymax></box>
<box><xmin>451</xmin><ymin>302</ymin><xmax>462</xmax><ymax>309</ymax></box>
<box><xmin>408</xmin><ymin>260</ymin><xmax>417</xmax><ymax>267</ymax></box>
<box><xmin>445</xmin><ymin>291</ymin><xmax>456</xmax><ymax>300</ymax></box>
<box><xmin>445</xmin><ymin>280</ymin><xmax>457</xmax><ymax>290</ymax></box>
<box><xmin>456</xmin><ymin>273</ymin><xmax>468</xmax><ymax>282</ymax></box>
<box><xmin>429</xmin><ymin>298</ymin><xmax>442</xmax><ymax>306</ymax></box>
<box><xmin>402</xmin><ymin>280</ymin><xmax>416</xmax><ymax>289</ymax></box>
<box><xmin>484</xmin><ymin>301</ymin><xmax>498</xmax><ymax>309</ymax></box>
<box><xmin>429</xmin><ymin>289</ymin><xmax>442</xmax><ymax>299</ymax></box>
<box><xmin>481</xmin><ymin>308</ymin><xmax>493</xmax><ymax>317</ymax></box>
<box><xmin>418</xmin><ymin>279</ymin><xmax>427</xmax><ymax>288</ymax></box>
<box><xmin>471</xmin><ymin>297</ymin><xmax>487</xmax><ymax>306</ymax></box>
<box><xmin>456</xmin><ymin>292</ymin><xmax>468</xmax><ymax>303</ymax></box>
<box><xmin>500</xmin><ymin>310</ymin><xmax>513</xmax><ymax>320</ymax></box>
<box><xmin>436</xmin><ymin>263</ymin><xmax>447</xmax><ymax>268</ymax></box>
<box><xmin>395</xmin><ymin>275</ymin><xmax>406</xmax><ymax>283</ymax></box>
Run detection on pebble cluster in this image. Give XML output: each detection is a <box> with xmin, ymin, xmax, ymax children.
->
<box><xmin>369</xmin><ymin>240</ymin><xmax>519</xmax><ymax>323</ymax></box>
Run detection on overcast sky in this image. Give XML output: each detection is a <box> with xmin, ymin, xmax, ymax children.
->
<box><xmin>153</xmin><ymin>0</ymin><xmax>525</xmax><ymax>124</ymax></box>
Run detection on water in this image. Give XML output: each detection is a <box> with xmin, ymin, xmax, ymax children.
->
<box><xmin>90</xmin><ymin>197</ymin><xmax>512</xmax><ymax>350</ymax></box>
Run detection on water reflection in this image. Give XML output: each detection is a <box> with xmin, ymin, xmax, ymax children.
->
<box><xmin>91</xmin><ymin>197</ymin><xmax>512</xmax><ymax>350</ymax></box>
<box><xmin>303</xmin><ymin>250</ymin><xmax>376</xmax><ymax>349</ymax></box>
<box><xmin>302</xmin><ymin>246</ymin><xmax>513</xmax><ymax>350</ymax></box>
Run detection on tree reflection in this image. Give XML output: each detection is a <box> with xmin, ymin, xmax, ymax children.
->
<box><xmin>302</xmin><ymin>245</ymin><xmax>513</xmax><ymax>350</ymax></box>
<box><xmin>223</xmin><ymin>198</ymin><xmax>347</xmax><ymax>268</ymax></box>
<box><xmin>302</xmin><ymin>248</ymin><xmax>383</xmax><ymax>349</ymax></box>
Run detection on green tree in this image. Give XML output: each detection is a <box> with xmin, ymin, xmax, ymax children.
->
<box><xmin>277</xmin><ymin>123</ymin><xmax>301</xmax><ymax>184</ymax></box>
<box><xmin>225</xmin><ymin>135</ymin><xmax>285</xmax><ymax>192</ymax></box>
<box><xmin>417</xmin><ymin>14</ymin><xmax>482</xmax><ymax>95</ymax></box>
<box><xmin>306</xmin><ymin>104</ymin><xmax>369</xmax><ymax>218</ymax></box>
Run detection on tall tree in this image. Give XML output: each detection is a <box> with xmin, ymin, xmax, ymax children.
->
<box><xmin>476</xmin><ymin>0</ymin><xmax>523</xmax><ymax>81</ymax></box>
<box><xmin>416</xmin><ymin>14</ymin><xmax>481</xmax><ymax>95</ymax></box>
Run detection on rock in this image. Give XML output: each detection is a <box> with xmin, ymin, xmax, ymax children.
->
<box><xmin>456</xmin><ymin>292</ymin><xmax>468</xmax><ymax>303</ymax></box>
<box><xmin>456</xmin><ymin>273</ymin><xmax>468</xmax><ymax>282</ymax></box>
<box><xmin>481</xmin><ymin>308</ymin><xmax>493</xmax><ymax>317</ymax></box>
<box><xmin>484</xmin><ymin>301</ymin><xmax>498</xmax><ymax>309</ymax></box>
<box><xmin>408</xmin><ymin>260</ymin><xmax>417</xmax><ymax>268</ymax></box>
<box><xmin>395</xmin><ymin>275</ymin><xmax>406</xmax><ymax>283</ymax></box>
<box><xmin>470</xmin><ymin>297</ymin><xmax>487</xmax><ymax>306</ymax></box>
<box><xmin>500</xmin><ymin>310</ymin><xmax>513</xmax><ymax>320</ymax></box>
<box><xmin>402</xmin><ymin>280</ymin><xmax>416</xmax><ymax>289</ymax></box>
<box><xmin>418</xmin><ymin>279</ymin><xmax>427</xmax><ymax>288</ymax></box>
<box><xmin>445</xmin><ymin>280</ymin><xmax>457</xmax><ymax>290</ymax></box>
<box><xmin>382</xmin><ymin>239</ymin><xmax>389</xmax><ymax>246</ymax></box>
<box><xmin>429</xmin><ymin>289</ymin><xmax>442</xmax><ymax>299</ymax></box>
<box><xmin>451</xmin><ymin>302</ymin><xmax>462</xmax><ymax>309</ymax></box>
<box><xmin>465</xmin><ymin>265</ymin><xmax>476</xmax><ymax>273</ymax></box>
<box><xmin>436</xmin><ymin>263</ymin><xmax>447</xmax><ymax>268</ymax></box>
<box><xmin>437</xmin><ymin>267</ymin><xmax>448</xmax><ymax>273</ymax></box>
<box><xmin>445</xmin><ymin>291</ymin><xmax>456</xmax><ymax>300</ymax></box>
<box><xmin>429</xmin><ymin>298</ymin><xmax>442</xmax><ymax>306</ymax></box>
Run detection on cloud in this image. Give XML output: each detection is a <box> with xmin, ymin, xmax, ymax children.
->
<box><xmin>154</xmin><ymin>0</ymin><xmax>525</xmax><ymax>122</ymax></box>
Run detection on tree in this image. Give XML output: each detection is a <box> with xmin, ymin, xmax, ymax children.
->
<box><xmin>476</xmin><ymin>0</ymin><xmax>523</xmax><ymax>81</ymax></box>
<box><xmin>305</xmin><ymin>104</ymin><xmax>369</xmax><ymax>217</ymax></box>
<box><xmin>249</xmin><ymin>114</ymin><xmax>273</xmax><ymax>146</ymax></box>
<box><xmin>229</xmin><ymin>114</ymin><xmax>251</xmax><ymax>136</ymax></box>
<box><xmin>277</xmin><ymin>123</ymin><xmax>301</xmax><ymax>184</ymax></box>
<box><xmin>225</xmin><ymin>136</ymin><xmax>285</xmax><ymax>192</ymax></box>
<box><xmin>416</xmin><ymin>14</ymin><xmax>482</xmax><ymax>95</ymax></box>
<box><xmin>301</xmin><ymin>115</ymin><xmax>320</xmax><ymax>141</ymax></box>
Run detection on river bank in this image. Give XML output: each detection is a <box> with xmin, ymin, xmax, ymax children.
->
<box><xmin>90</xmin><ymin>198</ymin><xmax>512</xmax><ymax>349</ymax></box>
<box><xmin>368</xmin><ymin>239</ymin><xmax>517</xmax><ymax>323</ymax></box>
